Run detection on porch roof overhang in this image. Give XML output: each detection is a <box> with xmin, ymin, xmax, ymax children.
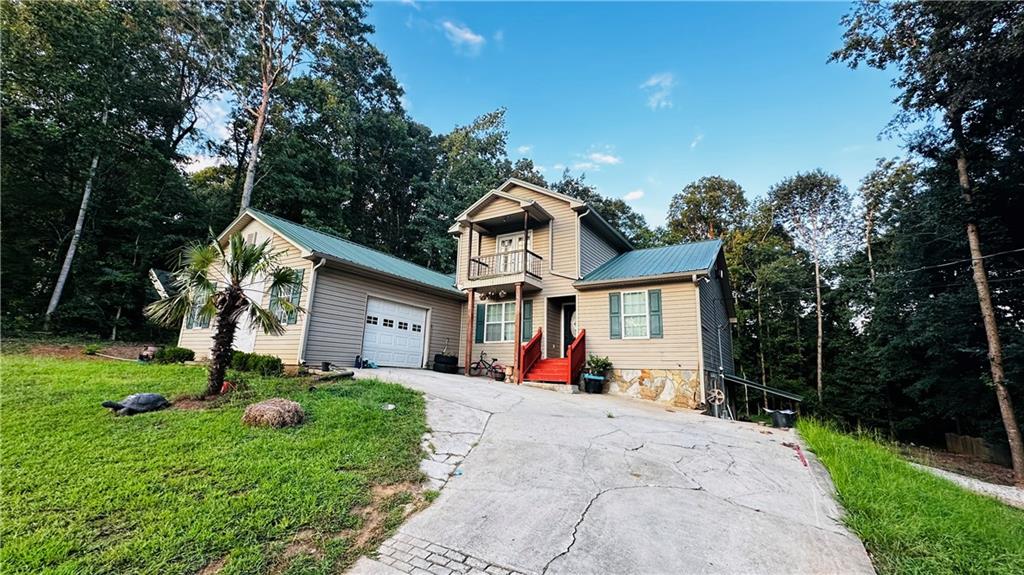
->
<box><xmin>448</xmin><ymin>190</ymin><xmax>554</xmax><ymax>234</ymax></box>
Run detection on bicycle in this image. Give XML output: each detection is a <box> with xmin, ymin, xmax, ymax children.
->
<box><xmin>468</xmin><ymin>351</ymin><xmax>506</xmax><ymax>380</ymax></box>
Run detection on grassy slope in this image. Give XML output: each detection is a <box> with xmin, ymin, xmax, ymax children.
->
<box><xmin>0</xmin><ymin>356</ymin><xmax>426</xmax><ymax>575</ymax></box>
<box><xmin>798</xmin><ymin>419</ymin><xmax>1024</xmax><ymax>574</ymax></box>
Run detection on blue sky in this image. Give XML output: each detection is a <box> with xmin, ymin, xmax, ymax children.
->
<box><xmin>366</xmin><ymin>1</ymin><xmax>905</xmax><ymax>226</ymax></box>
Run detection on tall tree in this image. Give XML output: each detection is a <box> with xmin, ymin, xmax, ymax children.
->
<box><xmin>858</xmin><ymin>158</ymin><xmax>916</xmax><ymax>286</ymax></box>
<box><xmin>833</xmin><ymin>0</ymin><xmax>1024</xmax><ymax>485</ymax></box>
<box><xmin>770</xmin><ymin>170</ymin><xmax>852</xmax><ymax>402</ymax></box>
<box><xmin>223</xmin><ymin>0</ymin><xmax>382</xmax><ymax>214</ymax></box>
<box><xmin>666</xmin><ymin>176</ymin><xmax>749</xmax><ymax>242</ymax></box>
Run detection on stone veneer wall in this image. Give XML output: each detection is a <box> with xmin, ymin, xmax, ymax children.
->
<box><xmin>606</xmin><ymin>368</ymin><xmax>702</xmax><ymax>409</ymax></box>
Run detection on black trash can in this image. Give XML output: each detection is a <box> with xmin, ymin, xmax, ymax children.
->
<box><xmin>767</xmin><ymin>409</ymin><xmax>796</xmax><ymax>428</ymax></box>
<box><xmin>583</xmin><ymin>374</ymin><xmax>605</xmax><ymax>394</ymax></box>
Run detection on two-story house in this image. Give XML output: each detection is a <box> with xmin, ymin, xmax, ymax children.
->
<box><xmin>176</xmin><ymin>178</ymin><xmax>735</xmax><ymax>409</ymax></box>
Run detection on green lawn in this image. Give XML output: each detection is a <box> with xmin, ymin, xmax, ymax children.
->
<box><xmin>798</xmin><ymin>419</ymin><xmax>1024</xmax><ymax>574</ymax></box>
<box><xmin>0</xmin><ymin>355</ymin><xmax>427</xmax><ymax>575</ymax></box>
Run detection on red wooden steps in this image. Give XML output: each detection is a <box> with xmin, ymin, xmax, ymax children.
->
<box><xmin>524</xmin><ymin>358</ymin><xmax>570</xmax><ymax>384</ymax></box>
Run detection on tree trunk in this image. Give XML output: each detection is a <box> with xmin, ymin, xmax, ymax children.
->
<box><xmin>865</xmin><ymin>210</ymin><xmax>876</xmax><ymax>285</ymax></box>
<box><xmin>755</xmin><ymin>283</ymin><xmax>768</xmax><ymax>409</ymax></box>
<box><xmin>238</xmin><ymin>83</ymin><xmax>272</xmax><ymax>215</ymax></box>
<box><xmin>44</xmin><ymin>106</ymin><xmax>110</xmax><ymax>330</ymax></box>
<box><xmin>207</xmin><ymin>294</ymin><xmax>241</xmax><ymax>397</ymax></box>
<box><xmin>814</xmin><ymin>255</ymin><xmax>823</xmax><ymax>402</ymax></box>
<box><xmin>955</xmin><ymin>149</ymin><xmax>1024</xmax><ymax>486</ymax></box>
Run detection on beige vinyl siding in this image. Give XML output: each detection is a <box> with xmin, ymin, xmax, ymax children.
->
<box><xmin>457</xmin><ymin>293</ymin><xmax>545</xmax><ymax>367</ymax></box>
<box><xmin>177</xmin><ymin>220</ymin><xmax>313</xmax><ymax>364</ymax></box>
<box><xmin>305</xmin><ymin>265</ymin><xmax>462</xmax><ymax>367</ymax></box>
<box><xmin>472</xmin><ymin>196</ymin><xmax>524</xmax><ymax>220</ymax></box>
<box><xmin>577</xmin><ymin>281</ymin><xmax>700</xmax><ymax>370</ymax></box>
<box><xmin>579</xmin><ymin>222</ymin><xmax>620</xmax><ymax>276</ymax></box>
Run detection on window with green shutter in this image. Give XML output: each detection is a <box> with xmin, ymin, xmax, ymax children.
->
<box><xmin>286</xmin><ymin>269</ymin><xmax>304</xmax><ymax>325</ymax></box>
<box><xmin>475</xmin><ymin>303</ymin><xmax>485</xmax><ymax>343</ymax></box>
<box><xmin>270</xmin><ymin>269</ymin><xmax>304</xmax><ymax>325</ymax></box>
<box><xmin>648</xmin><ymin>289</ymin><xmax>663</xmax><ymax>338</ymax></box>
<box><xmin>609</xmin><ymin>292</ymin><xmax>622</xmax><ymax>339</ymax></box>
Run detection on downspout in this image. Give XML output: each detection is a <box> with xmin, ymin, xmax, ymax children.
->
<box><xmin>297</xmin><ymin>257</ymin><xmax>327</xmax><ymax>366</ymax></box>
<box><xmin>693</xmin><ymin>273</ymin><xmax>706</xmax><ymax>406</ymax></box>
<box><xmin>548</xmin><ymin>210</ymin><xmax>585</xmax><ymax>281</ymax></box>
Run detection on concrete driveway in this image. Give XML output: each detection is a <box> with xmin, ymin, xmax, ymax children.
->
<box><xmin>351</xmin><ymin>369</ymin><xmax>874</xmax><ymax>575</ymax></box>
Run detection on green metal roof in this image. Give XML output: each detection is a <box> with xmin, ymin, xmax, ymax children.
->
<box><xmin>577</xmin><ymin>239</ymin><xmax>722</xmax><ymax>285</ymax></box>
<box><xmin>248</xmin><ymin>209</ymin><xmax>462</xmax><ymax>296</ymax></box>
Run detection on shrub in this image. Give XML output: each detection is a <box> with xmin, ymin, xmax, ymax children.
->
<box><xmin>83</xmin><ymin>344</ymin><xmax>101</xmax><ymax>356</ymax></box>
<box><xmin>230</xmin><ymin>351</ymin><xmax>284</xmax><ymax>376</ymax></box>
<box><xmin>154</xmin><ymin>346</ymin><xmax>195</xmax><ymax>364</ymax></box>
<box><xmin>586</xmin><ymin>354</ymin><xmax>613</xmax><ymax>375</ymax></box>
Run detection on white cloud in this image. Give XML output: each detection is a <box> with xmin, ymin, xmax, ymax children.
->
<box><xmin>399</xmin><ymin>0</ymin><xmax>420</xmax><ymax>9</ymax></box>
<box><xmin>183</xmin><ymin>155</ymin><xmax>225</xmax><ymax>174</ymax></box>
<box><xmin>572</xmin><ymin>161</ymin><xmax>597</xmax><ymax>171</ymax></box>
<box><xmin>623</xmin><ymin>189</ymin><xmax>645</xmax><ymax>201</ymax></box>
<box><xmin>552</xmin><ymin>163</ymin><xmax>566</xmax><ymax>171</ymax></box>
<box><xmin>442</xmin><ymin>21</ymin><xmax>485</xmax><ymax>54</ymax></box>
<box><xmin>588</xmin><ymin>152</ymin><xmax>622</xmax><ymax>165</ymax></box>
<box><xmin>197</xmin><ymin>95</ymin><xmax>232</xmax><ymax>142</ymax></box>
<box><xmin>640</xmin><ymin>72</ymin><xmax>675</xmax><ymax>110</ymax></box>
<box><xmin>516</xmin><ymin>145</ymin><xmax>533</xmax><ymax>155</ymax></box>
<box><xmin>690</xmin><ymin>133</ymin><xmax>704</xmax><ymax>149</ymax></box>
<box><xmin>494</xmin><ymin>30</ymin><xmax>504</xmax><ymax>43</ymax></box>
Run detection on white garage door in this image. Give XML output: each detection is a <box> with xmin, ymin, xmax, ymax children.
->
<box><xmin>362</xmin><ymin>297</ymin><xmax>428</xmax><ymax>368</ymax></box>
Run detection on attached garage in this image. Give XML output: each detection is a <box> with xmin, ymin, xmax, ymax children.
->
<box><xmin>361</xmin><ymin>297</ymin><xmax>429</xmax><ymax>368</ymax></box>
<box><xmin>178</xmin><ymin>208</ymin><xmax>464</xmax><ymax>368</ymax></box>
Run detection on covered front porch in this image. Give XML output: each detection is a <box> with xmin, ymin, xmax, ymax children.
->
<box><xmin>463</xmin><ymin>289</ymin><xmax>585</xmax><ymax>386</ymax></box>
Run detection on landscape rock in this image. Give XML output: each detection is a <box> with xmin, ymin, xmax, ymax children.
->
<box><xmin>242</xmin><ymin>398</ymin><xmax>305</xmax><ymax>428</ymax></box>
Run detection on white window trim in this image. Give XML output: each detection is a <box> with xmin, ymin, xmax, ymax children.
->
<box><xmin>484</xmin><ymin>301</ymin><xmax>516</xmax><ymax>343</ymax></box>
<box><xmin>621</xmin><ymin>289</ymin><xmax>651</xmax><ymax>340</ymax></box>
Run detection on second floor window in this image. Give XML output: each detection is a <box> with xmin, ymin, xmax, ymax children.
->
<box><xmin>484</xmin><ymin>301</ymin><xmax>516</xmax><ymax>342</ymax></box>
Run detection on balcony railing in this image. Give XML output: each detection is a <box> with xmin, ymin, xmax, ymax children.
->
<box><xmin>469</xmin><ymin>249</ymin><xmax>543</xmax><ymax>281</ymax></box>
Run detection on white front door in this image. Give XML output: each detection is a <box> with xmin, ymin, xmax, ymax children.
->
<box><xmin>233</xmin><ymin>275</ymin><xmax>262</xmax><ymax>353</ymax></box>
<box><xmin>361</xmin><ymin>297</ymin><xmax>428</xmax><ymax>368</ymax></box>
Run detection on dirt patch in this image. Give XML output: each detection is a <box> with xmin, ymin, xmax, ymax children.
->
<box><xmin>197</xmin><ymin>556</ymin><xmax>227</xmax><ymax>575</ymax></box>
<box><xmin>172</xmin><ymin>398</ymin><xmax>212</xmax><ymax>411</ymax></box>
<box><xmin>24</xmin><ymin>342</ymin><xmax>158</xmax><ymax>360</ymax></box>
<box><xmin>902</xmin><ymin>444</ymin><xmax>1015</xmax><ymax>486</ymax></box>
<box><xmin>352</xmin><ymin>482</ymin><xmax>420</xmax><ymax>549</ymax></box>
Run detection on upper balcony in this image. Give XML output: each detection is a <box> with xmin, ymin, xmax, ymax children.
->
<box><xmin>466</xmin><ymin>248</ymin><xmax>544</xmax><ymax>293</ymax></box>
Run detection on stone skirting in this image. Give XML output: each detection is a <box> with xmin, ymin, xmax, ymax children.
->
<box><xmin>607</xmin><ymin>368</ymin><xmax>702</xmax><ymax>409</ymax></box>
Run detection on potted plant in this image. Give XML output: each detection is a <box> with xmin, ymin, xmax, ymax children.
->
<box><xmin>582</xmin><ymin>354</ymin><xmax>612</xmax><ymax>394</ymax></box>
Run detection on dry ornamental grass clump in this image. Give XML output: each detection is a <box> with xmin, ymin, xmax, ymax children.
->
<box><xmin>242</xmin><ymin>398</ymin><xmax>305</xmax><ymax>428</ymax></box>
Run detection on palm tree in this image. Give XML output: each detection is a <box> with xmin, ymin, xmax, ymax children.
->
<box><xmin>146</xmin><ymin>233</ymin><xmax>304</xmax><ymax>397</ymax></box>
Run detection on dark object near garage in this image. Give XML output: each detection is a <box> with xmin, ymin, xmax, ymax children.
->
<box><xmin>432</xmin><ymin>353</ymin><xmax>458</xmax><ymax>374</ymax></box>
<box><xmin>765</xmin><ymin>409</ymin><xmax>796</xmax><ymax>428</ymax></box>
<box><xmin>102</xmin><ymin>393</ymin><xmax>171</xmax><ymax>416</ymax></box>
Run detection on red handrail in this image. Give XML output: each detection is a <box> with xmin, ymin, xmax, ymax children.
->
<box><xmin>566</xmin><ymin>329</ymin><xmax>586</xmax><ymax>386</ymax></box>
<box><xmin>519</xmin><ymin>328</ymin><xmax>543</xmax><ymax>384</ymax></box>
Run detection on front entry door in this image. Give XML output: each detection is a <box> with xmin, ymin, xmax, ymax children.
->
<box><xmin>562</xmin><ymin>303</ymin><xmax>577</xmax><ymax>357</ymax></box>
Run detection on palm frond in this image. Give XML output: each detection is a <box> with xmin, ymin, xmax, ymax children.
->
<box><xmin>247</xmin><ymin>301</ymin><xmax>287</xmax><ymax>336</ymax></box>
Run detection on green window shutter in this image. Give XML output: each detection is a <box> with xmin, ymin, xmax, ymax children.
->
<box><xmin>198</xmin><ymin>283</ymin><xmax>215</xmax><ymax>329</ymax></box>
<box><xmin>474</xmin><ymin>303</ymin><xmax>485</xmax><ymax>343</ymax></box>
<box><xmin>649</xmin><ymin>289</ymin><xmax>663</xmax><ymax>338</ymax></box>
<box><xmin>521</xmin><ymin>300</ymin><xmax>533</xmax><ymax>341</ymax></box>
<box><xmin>287</xmin><ymin>269</ymin><xmax>304</xmax><ymax>325</ymax></box>
<box><xmin>609</xmin><ymin>292</ymin><xmax>622</xmax><ymax>339</ymax></box>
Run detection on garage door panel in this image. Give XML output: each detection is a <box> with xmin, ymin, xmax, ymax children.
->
<box><xmin>362</xmin><ymin>297</ymin><xmax>427</xmax><ymax>368</ymax></box>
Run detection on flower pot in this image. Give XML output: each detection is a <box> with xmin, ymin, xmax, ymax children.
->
<box><xmin>582</xmin><ymin>373</ymin><xmax>605</xmax><ymax>394</ymax></box>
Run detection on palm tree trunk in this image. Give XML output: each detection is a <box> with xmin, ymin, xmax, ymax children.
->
<box><xmin>207</xmin><ymin>296</ymin><xmax>241</xmax><ymax>397</ymax></box>
<box><xmin>44</xmin><ymin>105</ymin><xmax>110</xmax><ymax>330</ymax></box>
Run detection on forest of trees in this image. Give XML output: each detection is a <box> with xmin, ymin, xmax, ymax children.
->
<box><xmin>2</xmin><ymin>2</ymin><xmax>1021</xmax><ymax>478</ymax></box>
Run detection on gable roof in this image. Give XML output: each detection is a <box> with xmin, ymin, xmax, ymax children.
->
<box><xmin>575</xmin><ymin>239</ymin><xmax>723</xmax><ymax>286</ymax></box>
<box><xmin>238</xmin><ymin>209</ymin><xmax>461</xmax><ymax>296</ymax></box>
